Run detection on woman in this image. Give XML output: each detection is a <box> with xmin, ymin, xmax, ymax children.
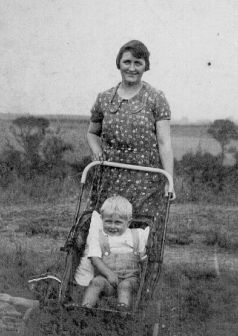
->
<box><xmin>87</xmin><ymin>40</ymin><xmax>175</xmax><ymax>218</ymax></box>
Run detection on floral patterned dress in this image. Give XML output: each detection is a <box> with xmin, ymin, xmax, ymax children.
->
<box><xmin>87</xmin><ymin>81</ymin><xmax>171</xmax><ymax>220</ymax></box>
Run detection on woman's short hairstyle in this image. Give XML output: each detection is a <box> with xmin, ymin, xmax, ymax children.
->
<box><xmin>116</xmin><ymin>40</ymin><xmax>150</xmax><ymax>71</ymax></box>
<box><xmin>100</xmin><ymin>195</ymin><xmax>132</xmax><ymax>220</ymax></box>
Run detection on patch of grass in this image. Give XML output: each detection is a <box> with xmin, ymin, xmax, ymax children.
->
<box><xmin>167</xmin><ymin>232</ymin><xmax>193</xmax><ymax>245</ymax></box>
<box><xmin>159</xmin><ymin>263</ymin><xmax>238</xmax><ymax>335</ymax></box>
<box><xmin>167</xmin><ymin>216</ymin><xmax>194</xmax><ymax>235</ymax></box>
<box><xmin>0</xmin><ymin>175</ymin><xmax>79</xmax><ymax>205</ymax></box>
<box><xmin>0</xmin><ymin>241</ymin><xmax>65</xmax><ymax>296</ymax></box>
<box><xmin>168</xmin><ymin>205</ymin><xmax>238</xmax><ymax>244</ymax></box>
<box><xmin>181</xmin><ymin>264</ymin><xmax>218</xmax><ymax>281</ymax></box>
<box><xmin>0</xmin><ymin>244</ymin><xmax>37</xmax><ymax>294</ymax></box>
<box><xmin>203</xmin><ymin>229</ymin><xmax>238</xmax><ymax>251</ymax></box>
<box><xmin>17</xmin><ymin>220</ymin><xmax>60</xmax><ymax>239</ymax></box>
<box><xmin>181</xmin><ymin>278</ymin><xmax>213</xmax><ymax>322</ymax></box>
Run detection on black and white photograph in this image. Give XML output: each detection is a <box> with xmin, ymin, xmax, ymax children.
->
<box><xmin>0</xmin><ymin>1</ymin><xmax>237</xmax><ymax>335</ymax></box>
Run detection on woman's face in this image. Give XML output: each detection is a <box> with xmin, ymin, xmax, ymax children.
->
<box><xmin>119</xmin><ymin>51</ymin><xmax>146</xmax><ymax>86</ymax></box>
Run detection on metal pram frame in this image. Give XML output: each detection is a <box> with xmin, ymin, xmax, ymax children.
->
<box><xmin>58</xmin><ymin>161</ymin><xmax>173</xmax><ymax>335</ymax></box>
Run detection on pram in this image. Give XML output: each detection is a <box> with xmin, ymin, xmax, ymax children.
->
<box><xmin>29</xmin><ymin>161</ymin><xmax>173</xmax><ymax>336</ymax></box>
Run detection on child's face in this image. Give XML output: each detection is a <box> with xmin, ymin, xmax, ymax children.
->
<box><xmin>102</xmin><ymin>212</ymin><xmax>130</xmax><ymax>236</ymax></box>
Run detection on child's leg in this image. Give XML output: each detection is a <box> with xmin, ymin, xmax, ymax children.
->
<box><xmin>117</xmin><ymin>277</ymin><xmax>138</xmax><ymax>307</ymax></box>
<box><xmin>82</xmin><ymin>275</ymin><xmax>114</xmax><ymax>308</ymax></box>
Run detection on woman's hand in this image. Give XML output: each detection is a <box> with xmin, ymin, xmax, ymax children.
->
<box><xmin>87</xmin><ymin>122</ymin><xmax>104</xmax><ymax>161</ymax></box>
<box><xmin>156</xmin><ymin>120</ymin><xmax>175</xmax><ymax>200</ymax></box>
<box><xmin>165</xmin><ymin>182</ymin><xmax>176</xmax><ymax>201</ymax></box>
<box><xmin>92</xmin><ymin>149</ymin><xmax>104</xmax><ymax>162</ymax></box>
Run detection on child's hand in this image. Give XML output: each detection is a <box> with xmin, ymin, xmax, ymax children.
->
<box><xmin>107</xmin><ymin>272</ymin><xmax>119</xmax><ymax>288</ymax></box>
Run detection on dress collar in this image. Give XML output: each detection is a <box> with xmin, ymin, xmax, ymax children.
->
<box><xmin>110</xmin><ymin>82</ymin><xmax>145</xmax><ymax>103</ymax></box>
<box><xmin>108</xmin><ymin>82</ymin><xmax>147</xmax><ymax>114</ymax></box>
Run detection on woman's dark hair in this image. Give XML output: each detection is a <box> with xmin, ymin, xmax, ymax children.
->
<box><xmin>116</xmin><ymin>40</ymin><xmax>150</xmax><ymax>71</ymax></box>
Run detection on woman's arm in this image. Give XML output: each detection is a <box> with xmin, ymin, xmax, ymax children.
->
<box><xmin>156</xmin><ymin>119</ymin><xmax>176</xmax><ymax>199</ymax></box>
<box><xmin>87</xmin><ymin>122</ymin><xmax>104</xmax><ymax>161</ymax></box>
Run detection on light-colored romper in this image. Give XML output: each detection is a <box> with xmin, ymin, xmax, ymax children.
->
<box><xmin>96</xmin><ymin>229</ymin><xmax>142</xmax><ymax>291</ymax></box>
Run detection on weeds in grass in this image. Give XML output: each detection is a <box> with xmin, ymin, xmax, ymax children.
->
<box><xmin>168</xmin><ymin>208</ymin><xmax>238</xmax><ymax>254</ymax></box>
<box><xmin>181</xmin><ymin>264</ymin><xmax>218</xmax><ymax>281</ymax></box>
<box><xmin>0</xmin><ymin>240</ymin><xmax>65</xmax><ymax>296</ymax></box>
<box><xmin>0</xmin><ymin>175</ymin><xmax>79</xmax><ymax>205</ymax></box>
<box><xmin>182</xmin><ymin>279</ymin><xmax>213</xmax><ymax>321</ymax></box>
<box><xmin>203</xmin><ymin>229</ymin><xmax>232</xmax><ymax>250</ymax></box>
<box><xmin>44</xmin><ymin>248</ymin><xmax>65</xmax><ymax>275</ymax></box>
<box><xmin>0</xmin><ymin>243</ymin><xmax>36</xmax><ymax>293</ymax></box>
<box><xmin>160</xmin><ymin>263</ymin><xmax>238</xmax><ymax>336</ymax></box>
<box><xmin>167</xmin><ymin>232</ymin><xmax>193</xmax><ymax>245</ymax></box>
<box><xmin>17</xmin><ymin>221</ymin><xmax>60</xmax><ymax>239</ymax></box>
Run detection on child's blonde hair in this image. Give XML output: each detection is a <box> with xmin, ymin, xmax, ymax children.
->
<box><xmin>100</xmin><ymin>195</ymin><xmax>132</xmax><ymax>220</ymax></box>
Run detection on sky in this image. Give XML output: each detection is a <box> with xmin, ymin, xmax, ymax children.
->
<box><xmin>0</xmin><ymin>0</ymin><xmax>238</xmax><ymax>122</ymax></box>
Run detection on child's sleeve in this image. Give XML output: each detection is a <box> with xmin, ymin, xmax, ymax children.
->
<box><xmin>74</xmin><ymin>211</ymin><xmax>102</xmax><ymax>286</ymax></box>
<box><xmin>138</xmin><ymin>226</ymin><xmax>150</xmax><ymax>254</ymax></box>
<box><xmin>86</xmin><ymin>211</ymin><xmax>103</xmax><ymax>258</ymax></box>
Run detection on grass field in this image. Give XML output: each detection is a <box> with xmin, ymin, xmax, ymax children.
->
<box><xmin>0</xmin><ymin>115</ymin><xmax>238</xmax><ymax>335</ymax></box>
<box><xmin>1</xmin><ymin>198</ymin><xmax>237</xmax><ymax>335</ymax></box>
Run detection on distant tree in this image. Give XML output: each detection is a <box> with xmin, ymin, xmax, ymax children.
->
<box><xmin>180</xmin><ymin>150</ymin><xmax>223</xmax><ymax>190</ymax></box>
<box><xmin>42</xmin><ymin>135</ymin><xmax>72</xmax><ymax>166</ymax></box>
<box><xmin>41</xmin><ymin>134</ymin><xmax>73</xmax><ymax>178</ymax></box>
<box><xmin>2</xmin><ymin>115</ymin><xmax>75</xmax><ymax>180</ymax></box>
<box><xmin>10</xmin><ymin>116</ymin><xmax>50</xmax><ymax>169</ymax></box>
<box><xmin>207</xmin><ymin>119</ymin><xmax>238</xmax><ymax>163</ymax></box>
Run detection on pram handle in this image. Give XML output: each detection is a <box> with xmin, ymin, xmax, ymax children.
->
<box><xmin>81</xmin><ymin>161</ymin><xmax>174</xmax><ymax>194</ymax></box>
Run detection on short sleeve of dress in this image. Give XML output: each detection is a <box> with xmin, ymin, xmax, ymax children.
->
<box><xmin>153</xmin><ymin>90</ymin><xmax>171</xmax><ymax>121</ymax></box>
<box><xmin>90</xmin><ymin>93</ymin><xmax>104</xmax><ymax>123</ymax></box>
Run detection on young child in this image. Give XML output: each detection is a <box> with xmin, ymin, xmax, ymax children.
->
<box><xmin>81</xmin><ymin>195</ymin><xmax>149</xmax><ymax>309</ymax></box>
